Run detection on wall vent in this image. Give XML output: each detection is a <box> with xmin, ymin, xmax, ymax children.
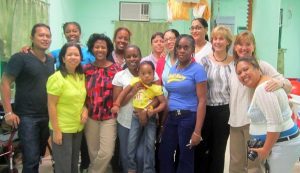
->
<box><xmin>119</xmin><ymin>2</ymin><xmax>150</xmax><ymax>22</ymax></box>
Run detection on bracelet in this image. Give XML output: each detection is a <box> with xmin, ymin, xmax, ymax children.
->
<box><xmin>113</xmin><ymin>102</ymin><xmax>120</xmax><ymax>107</ymax></box>
<box><xmin>193</xmin><ymin>132</ymin><xmax>203</xmax><ymax>141</ymax></box>
<box><xmin>193</xmin><ymin>131</ymin><xmax>201</xmax><ymax>137</ymax></box>
<box><xmin>4</xmin><ymin>112</ymin><xmax>12</xmax><ymax>118</ymax></box>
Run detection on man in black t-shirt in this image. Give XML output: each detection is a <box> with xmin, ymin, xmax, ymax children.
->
<box><xmin>0</xmin><ymin>23</ymin><xmax>54</xmax><ymax>173</ymax></box>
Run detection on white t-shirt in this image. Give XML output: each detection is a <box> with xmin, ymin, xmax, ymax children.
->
<box><xmin>194</xmin><ymin>41</ymin><xmax>212</xmax><ymax>64</ymax></box>
<box><xmin>112</xmin><ymin>68</ymin><xmax>160</xmax><ymax>129</ymax></box>
<box><xmin>112</xmin><ymin>68</ymin><xmax>135</xmax><ymax>128</ymax></box>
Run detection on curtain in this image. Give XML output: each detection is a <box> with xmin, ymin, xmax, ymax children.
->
<box><xmin>0</xmin><ymin>0</ymin><xmax>18</xmax><ymax>62</ymax></box>
<box><xmin>114</xmin><ymin>21</ymin><xmax>169</xmax><ymax>57</ymax></box>
<box><xmin>0</xmin><ymin>0</ymin><xmax>49</xmax><ymax>62</ymax></box>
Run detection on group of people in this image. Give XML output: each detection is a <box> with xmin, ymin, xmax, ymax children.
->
<box><xmin>1</xmin><ymin>17</ymin><xmax>300</xmax><ymax>173</ymax></box>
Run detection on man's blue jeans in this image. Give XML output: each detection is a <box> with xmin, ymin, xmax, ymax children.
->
<box><xmin>18</xmin><ymin>115</ymin><xmax>49</xmax><ymax>173</ymax></box>
<box><xmin>127</xmin><ymin>114</ymin><xmax>156</xmax><ymax>173</ymax></box>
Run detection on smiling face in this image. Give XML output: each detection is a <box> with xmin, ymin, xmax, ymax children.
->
<box><xmin>31</xmin><ymin>26</ymin><xmax>51</xmax><ymax>50</ymax></box>
<box><xmin>234</xmin><ymin>38</ymin><xmax>255</xmax><ymax>58</ymax></box>
<box><xmin>114</xmin><ymin>29</ymin><xmax>130</xmax><ymax>52</ymax></box>
<box><xmin>139</xmin><ymin>63</ymin><xmax>154</xmax><ymax>85</ymax></box>
<box><xmin>236</xmin><ymin>60</ymin><xmax>261</xmax><ymax>88</ymax></box>
<box><xmin>92</xmin><ymin>40</ymin><xmax>108</xmax><ymax>62</ymax></box>
<box><xmin>64</xmin><ymin>23</ymin><xmax>81</xmax><ymax>43</ymax></box>
<box><xmin>211</xmin><ymin>26</ymin><xmax>233</xmax><ymax>53</ymax></box>
<box><xmin>190</xmin><ymin>20</ymin><xmax>207</xmax><ymax>42</ymax></box>
<box><xmin>164</xmin><ymin>31</ymin><xmax>177</xmax><ymax>52</ymax></box>
<box><xmin>124</xmin><ymin>47</ymin><xmax>141</xmax><ymax>73</ymax></box>
<box><xmin>212</xmin><ymin>34</ymin><xmax>229</xmax><ymax>53</ymax></box>
<box><xmin>63</xmin><ymin>46</ymin><xmax>81</xmax><ymax>72</ymax></box>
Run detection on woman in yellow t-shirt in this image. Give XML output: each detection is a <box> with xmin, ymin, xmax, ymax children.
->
<box><xmin>47</xmin><ymin>42</ymin><xmax>87</xmax><ymax>173</ymax></box>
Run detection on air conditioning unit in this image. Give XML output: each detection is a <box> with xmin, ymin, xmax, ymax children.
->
<box><xmin>119</xmin><ymin>2</ymin><xmax>150</xmax><ymax>22</ymax></box>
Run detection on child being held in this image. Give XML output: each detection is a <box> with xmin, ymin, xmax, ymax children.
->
<box><xmin>111</xmin><ymin>60</ymin><xmax>166</xmax><ymax>173</ymax></box>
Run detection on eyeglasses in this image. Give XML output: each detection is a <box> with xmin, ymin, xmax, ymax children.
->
<box><xmin>189</xmin><ymin>26</ymin><xmax>203</xmax><ymax>31</ymax></box>
<box><xmin>164</xmin><ymin>37</ymin><xmax>176</xmax><ymax>42</ymax></box>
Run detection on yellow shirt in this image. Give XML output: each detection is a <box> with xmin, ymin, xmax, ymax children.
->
<box><xmin>130</xmin><ymin>77</ymin><xmax>163</xmax><ymax>109</ymax></box>
<box><xmin>47</xmin><ymin>71</ymin><xmax>86</xmax><ymax>133</ymax></box>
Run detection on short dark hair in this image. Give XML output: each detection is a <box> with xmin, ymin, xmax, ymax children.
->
<box><xmin>125</xmin><ymin>45</ymin><xmax>142</xmax><ymax>58</ymax></box>
<box><xmin>174</xmin><ymin>34</ymin><xmax>195</xmax><ymax>57</ymax></box>
<box><xmin>30</xmin><ymin>23</ymin><xmax>51</xmax><ymax>48</ymax></box>
<box><xmin>163</xmin><ymin>29</ymin><xmax>180</xmax><ymax>38</ymax></box>
<box><xmin>31</xmin><ymin>23</ymin><xmax>51</xmax><ymax>37</ymax></box>
<box><xmin>151</xmin><ymin>32</ymin><xmax>164</xmax><ymax>44</ymax></box>
<box><xmin>139</xmin><ymin>60</ymin><xmax>155</xmax><ymax>72</ymax></box>
<box><xmin>58</xmin><ymin>42</ymin><xmax>84</xmax><ymax>77</ymax></box>
<box><xmin>86</xmin><ymin>33</ymin><xmax>114</xmax><ymax>58</ymax></box>
<box><xmin>62</xmin><ymin>22</ymin><xmax>81</xmax><ymax>33</ymax></box>
<box><xmin>235</xmin><ymin>56</ymin><xmax>260</xmax><ymax>71</ymax></box>
<box><xmin>113</xmin><ymin>27</ymin><xmax>131</xmax><ymax>42</ymax></box>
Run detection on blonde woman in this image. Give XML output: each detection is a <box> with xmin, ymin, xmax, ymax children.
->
<box><xmin>195</xmin><ymin>25</ymin><xmax>234</xmax><ymax>173</ymax></box>
<box><xmin>229</xmin><ymin>31</ymin><xmax>292</xmax><ymax>173</ymax></box>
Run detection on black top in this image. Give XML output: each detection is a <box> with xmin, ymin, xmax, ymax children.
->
<box><xmin>5</xmin><ymin>52</ymin><xmax>55</xmax><ymax>116</ymax></box>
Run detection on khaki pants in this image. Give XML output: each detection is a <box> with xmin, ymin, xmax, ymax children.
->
<box><xmin>85</xmin><ymin>118</ymin><xmax>117</xmax><ymax>173</ymax></box>
<box><xmin>229</xmin><ymin>125</ymin><xmax>265</xmax><ymax>173</ymax></box>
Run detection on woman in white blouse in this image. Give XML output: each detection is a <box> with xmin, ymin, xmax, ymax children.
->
<box><xmin>190</xmin><ymin>18</ymin><xmax>212</xmax><ymax>63</ymax></box>
<box><xmin>229</xmin><ymin>31</ymin><xmax>292</xmax><ymax>173</ymax></box>
<box><xmin>235</xmin><ymin>57</ymin><xmax>300</xmax><ymax>173</ymax></box>
<box><xmin>196</xmin><ymin>25</ymin><xmax>234</xmax><ymax>173</ymax></box>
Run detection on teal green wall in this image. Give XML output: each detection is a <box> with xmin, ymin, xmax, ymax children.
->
<box><xmin>48</xmin><ymin>0</ymin><xmax>299</xmax><ymax>78</ymax></box>
<box><xmin>252</xmin><ymin>0</ymin><xmax>281</xmax><ymax>70</ymax></box>
<box><xmin>252</xmin><ymin>0</ymin><xmax>300</xmax><ymax>77</ymax></box>
<box><xmin>49</xmin><ymin>0</ymin><xmax>192</xmax><ymax>50</ymax></box>
<box><xmin>49</xmin><ymin>0</ymin><xmax>78</xmax><ymax>50</ymax></box>
<box><xmin>281</xmin><ymin>0</ymin><xmax>300</xmax><ymax>77</ymax></box>
<box><xmin>211</xmin><ymin>0</ymin><xmax>248</xmax><ymax>34</ymax></box>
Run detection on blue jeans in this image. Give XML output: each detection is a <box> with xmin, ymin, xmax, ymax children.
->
<box><xmin>127</xmin><ymin>115</ymin><xmax>156</xmax><ymax>173</ymax></box>
<box><xmin>159</xmin><ymin>111</ymin><xmax>196</xmax><ymax>173</ymax></box>
<box><xmin>117</xmin><ymin>123</ymin><xmax>145</xmax><ymax>173</ymax></box>
<box><xmin>18</xmin><ymin>115</ymin><xmax>49</xmax><ymax>173</ymax></box>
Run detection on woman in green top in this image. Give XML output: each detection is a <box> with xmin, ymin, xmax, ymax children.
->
<box><xmin>47</xmin><ymin>42</ymin><xmax>87</xmax><ymax>173</ymax></box>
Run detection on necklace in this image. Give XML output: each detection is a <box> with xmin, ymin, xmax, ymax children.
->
<box><xmin>113</xmin><ymin>51</ymin><xmax>125</xmax><ymax>66</ymax></box>
<box><xmin>213</xmin><ymin>52</ymin><xmax>227</xmax><ymax>62</ymax></box>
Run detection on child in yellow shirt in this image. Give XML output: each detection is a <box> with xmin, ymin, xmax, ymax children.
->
<box><xmin>112</xmin><ymin>61</ymin><xmax>166</xmax><ymax>172</ymax></box>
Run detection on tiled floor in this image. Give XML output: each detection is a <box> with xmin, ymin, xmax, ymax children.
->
<box><xmin>15</xmin><ymin>139</ymin><xmax>300</xmax><ymax>173</ymax></box>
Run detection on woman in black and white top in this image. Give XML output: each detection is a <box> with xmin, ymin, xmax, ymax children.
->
<box><xmin>195</xmin><ymin>25</ymin><xmax>234</xmax><ymax>173</ymax></box>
